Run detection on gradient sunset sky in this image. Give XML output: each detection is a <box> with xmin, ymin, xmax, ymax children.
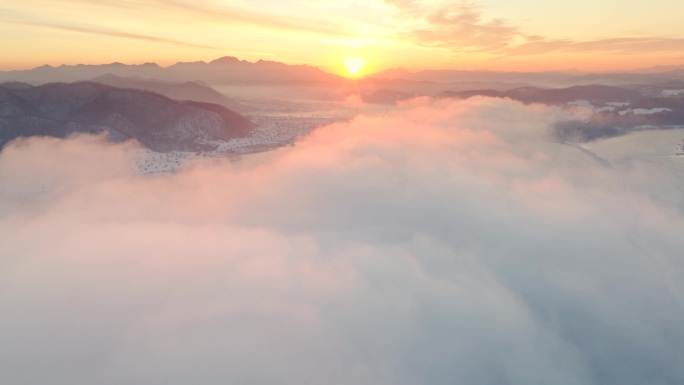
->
<box><xmin>2</xmin><ymin>0</ymin><xmax>684</xmax><ymax>74</ymax></box>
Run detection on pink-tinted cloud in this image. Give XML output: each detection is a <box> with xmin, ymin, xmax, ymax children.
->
<box><xmin>383</xmin><ymin>0</ymin><xmax>684</xmax><ymax>56</ymax></box>
<box><xmin>384</xmin><ymin>0</ymin><xmax>518</xmax><ymax>52</ymax></box>
<box><xmin>1</xmin><ymin>98</ymin><xmax>683</xmax><ymax>384</ymax></box>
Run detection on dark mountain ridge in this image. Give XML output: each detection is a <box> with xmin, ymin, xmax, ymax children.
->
<box><xmin>90</xmin><ymin>74</ymin><xmax>249</xmax><ymax>112</ymax></box>
<box><xmin>0</xmin><ymin>82</ymin><xmax>252</xmax><ymax>152</ymax></box>
<box><xmin>0</xmin><ymin>57</ymin><xmax>345</xmax><ymax>86</ymax></box>
<box><xmin>437</xmin><ymin>85</ymin><xmax>644</xmax><ymax>104</ymax></box>
<box><xmin>438</xmin><ymin>84</ymin><xmax>684</xmax><ymax>141</ymax></box>
<box><xmin>5</xmin><ymin>56</ymin><xmax>683</xmax><ymax>91</ymax></box>
<box><xmin>368</xmin><ymin>67</ymin><xmax>684</xmax><ymax>87</ymax></box>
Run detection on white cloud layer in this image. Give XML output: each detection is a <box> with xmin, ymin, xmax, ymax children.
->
<box><xmin>1</xmin><ymin>97</ymin><xmax>683</xmax><ymax>385</ymax></box>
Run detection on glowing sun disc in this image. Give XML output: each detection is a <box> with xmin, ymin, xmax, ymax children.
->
<box><xmin>344</xmin><ymin>58</ymin><xmax>366</xmax><ymax>77</ymax></box>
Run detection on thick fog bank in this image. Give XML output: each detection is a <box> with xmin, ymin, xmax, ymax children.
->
<box><xmin>1</xmin><ymin>97</ymin><xmax>683</xmax><ymax>385</ymax></box>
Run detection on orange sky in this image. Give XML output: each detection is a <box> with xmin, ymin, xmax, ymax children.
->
<box><xmin>2</xmin><ymin>0</ymin><xmax>684</xmax><ymax>74</ymax></box>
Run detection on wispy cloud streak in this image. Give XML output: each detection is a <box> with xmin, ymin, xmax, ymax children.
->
<box><xmin>162</xmin><ymin>0</ymin><xmax>348</xmax><ymax>37</ymax></box>
<box><xmin>382</xmin><ymin>0</ymin><xmax>684</xmax><ymax>56</ymax></box>
<box><xmin>4</xmin><ymin>20</ymin><xmax>220</xmax><ymax>50</ymax></box>
<box><xmin>56</xmin><ymin>0</ymin><xmax>348</xmax><ymax>37</ymax></box>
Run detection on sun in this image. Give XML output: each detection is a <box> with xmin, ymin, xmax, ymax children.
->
<box><xmin>344</xmin><ymin>58</ymin><xmax>367</xmax><ymax>78</ymax></box>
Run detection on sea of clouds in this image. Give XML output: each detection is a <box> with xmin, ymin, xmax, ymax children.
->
<box><xmin>1</xmin><ymin>97</ymin><xmax>683</xmax><ymax>385</ymax></box>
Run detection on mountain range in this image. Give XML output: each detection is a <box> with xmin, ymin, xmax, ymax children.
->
<box><xmin>437</xmin><ymin>85</ymin><xmax>684</xmax><ymax>141</ymax></box>
<box><xmin>436</xmin><ymin>85</ymin><xmax>644</xmax><ymax>104</ymax></box>
<box><xmin>2</xmin><ymin>56</ymin><xmax>684</xmax><ymax>150</ymax></box>
<box><xmin>3</xmin><ymin>56</ymin><xmax>684</xmax><ymax>90</ymax></box>
<box><xmin>368</xmin><ymin>67</ymin><xmax>684</xmax><ymax>88</ymax></box>
<box><xmin>0</xmin><ymin>82</ymin><xmax>252</xmax><ymax>152</ymax></box>
<box><xmin>90</xmin><ymin>74</ymin><xmax>249</xmax><ymax>112</ymax></box>
<box><xmin>0</xmin><ymin>57</ymin><xmax>345</xmax><ymax>86</ymax></box>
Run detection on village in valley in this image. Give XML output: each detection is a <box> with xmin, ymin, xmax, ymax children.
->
<box><xmin>131</xmin><ymin>114</ymin><xmax>352</xmax><ymax>174</ymax></box>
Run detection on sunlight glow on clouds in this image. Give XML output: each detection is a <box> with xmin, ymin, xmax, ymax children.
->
<box><xmin>1</xmin><ymin>0</ymin><xmax>683</xmax><ymax>70</ymax></box>
<box><xmin>1</xmin><ymin>98</ymin><xmax>683</xmax><ymax>384</ymax></box>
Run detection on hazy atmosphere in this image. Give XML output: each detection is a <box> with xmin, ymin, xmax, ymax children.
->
<box><xmin>3</xmin><ymin>0</ymin><xmax>684</xmax><ymax>72</ymax></box>
<box><xmin>2</xmin><ymin>1</ymin><xmax>684</xmax><ymax>384</ymax></box>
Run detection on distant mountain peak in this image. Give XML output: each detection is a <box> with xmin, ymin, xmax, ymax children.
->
<box><xmin>171</xmin><ymin>60</ymin><xmax>207</xmax><ymax>66</ymax></box>
<box><xmin>255</xmin><ymin>59</ymin><xmax>285</xmax><ymax>66</ymax></box>
<box><xmin>210</xmin><ymin>56</ymin><xmax>241</xmax><ymax>65</ymax></box>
